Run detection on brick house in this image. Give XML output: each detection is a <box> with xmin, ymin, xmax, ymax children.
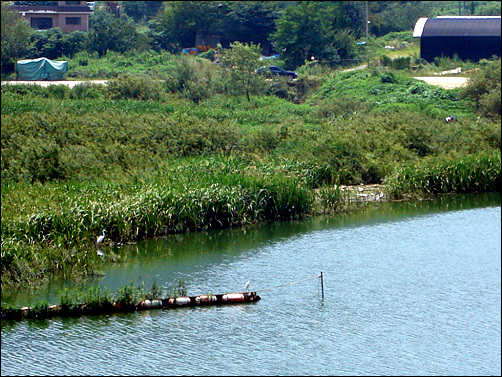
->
<box><xmin>12</xmin><ymin>1</ymin><xmax>92</xmax><ymax>33</ymax></box>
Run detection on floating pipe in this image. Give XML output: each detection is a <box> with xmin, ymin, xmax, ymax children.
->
<box><xmin>1</xmin><ymin>292</ymin><xmax>261</xmax><ymax>321</ymax></box>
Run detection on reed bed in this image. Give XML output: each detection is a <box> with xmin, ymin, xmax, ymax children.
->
<box><xmin>385</xmin><ymin>150</ymin><xmax>501</xmax><ymax>199</ymax></box>
<box><xmin>3</xmin><ymin>177</ymin><xmax>312</xmax><ymax>244</ymax></box>
<box><xmin>1</xmin><ymin>159</ymin><xmax>318</xmax><ymax>289</ymax></box>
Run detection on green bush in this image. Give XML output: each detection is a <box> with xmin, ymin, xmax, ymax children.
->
<box><xmin>115</xmin><ymin>281</ymin><xmax>137</xmax><ymax>307</ymax></box>
<box><xmin>460</xmin><ymin>58</ymin><xmax>501</xmax><ymax>118</ymax></box>
<box><xmin>381</xmin><ymin>71</ymin><xmax>397</xmax><ymax>83</ymax></box>
<box><xmin>164</xmin><ymin>54</ymin><xmax>222</xmax><ymax>103</ymax></box>
<box><xmin>106</xmin><ymin>73</ymin><xmax>165</xmax><ymax>101</ymax></box>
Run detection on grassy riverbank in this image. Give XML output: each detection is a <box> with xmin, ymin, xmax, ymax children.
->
<box><xmin>1</xmin><ymin>56</ymin><xmax>500</xmax><ymax>294</ymax></box>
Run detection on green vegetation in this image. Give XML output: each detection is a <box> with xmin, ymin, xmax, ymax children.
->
<box><xmin>1</xmin><ymin>279</ymin><xmax>180</xmax><ymax>320</ymax></box>
<box><xmin>1</xmin><ymin>49</ymin><xmax>500</xmax><ymax>298</ymax></box>
<box><xmin>1</xmin><ymin>0</ymin><xmax>500</xmax><ymax>314</ymax></box>
<box><xmin>386</xmin><ymin>150</ymin><xmax>501</xmax><ymax>199</ymax></box>
<box><xmin>3</xmin><ymin>1</ymin><xmax>499</xmax><ymax>77</ymax></box>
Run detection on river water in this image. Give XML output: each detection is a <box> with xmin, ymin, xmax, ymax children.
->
<box><xmin>1</xmin><ymin>193</ymin><xmax>500</xmax><ymax>376</ymax></box>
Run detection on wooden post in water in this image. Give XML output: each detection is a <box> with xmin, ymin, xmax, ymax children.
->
<box><xmin>320</xmin><ymin>272</ymin><xmax>324</xmax><ymax>300</ymax></box>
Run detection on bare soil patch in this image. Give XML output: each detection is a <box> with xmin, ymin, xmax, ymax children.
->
<box><xmin>413</xmin><ymin>76</ymin><xmax>468</xmax><ymax>89</ymax></box>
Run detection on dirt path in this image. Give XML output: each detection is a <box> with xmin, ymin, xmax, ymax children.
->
<box><xmin>343</xmin><ymin>64</ymin><xmax>468</xmax><ymax>89</ymax></box>
<box><xmin>1</xmin><ymin>80</ymin><xmax>108</xmax><ymax>87</ymax></box>
<box><xmin>2</xmin><ymin>75</ymin><xmax>468</xmax><ymax>90</ymax></box>
<box><xmin>413</xmin><ymin>76</ymin><xmax>468</xmax><ymax>89</ymax></box>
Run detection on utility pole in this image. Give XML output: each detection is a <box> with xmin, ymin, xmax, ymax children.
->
<box><xmin>365</xmin><ymin>1</ymin><xmax>369</xmax><ymax>38</ymax></box>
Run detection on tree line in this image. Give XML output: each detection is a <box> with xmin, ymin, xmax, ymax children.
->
<box><xmin>2</xmin><ymin>1</ymin><xmax>500</xmax><ymax>73</ymax></box>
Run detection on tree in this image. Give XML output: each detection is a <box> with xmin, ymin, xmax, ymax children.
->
<box><xmin>28</xmin><ymin>28</ymin><xmax>88</xmax><ymax>59</ymax></box>
<box><xmin>121</xmin><ymin>1</ymin><xmax>164</xmax><ymax>23</ymax></box>
<box><xmin>28</xmin><ymin>28</ymin><xmax>65</xmax><ymax>60</ymax></box>
<box><xmin>460</xmin><ymin>58</ymin><xmax>501</xmax><ymax>118</ymax></box>
<box><xmin>475</xmin><ymin>1</ymin><xmax>501</xmax><ymax>16</ymax></box>
<box><xmin>367</xmin><ymin>1</ymin><xmax>432</xmax><ymax>37</ymax></box>
<box><xmin>218</xmin><ymin>41</ymin><xmax>264</xmax><ymax>102</ymax></box>
<box><xmin>87</xmin><ymin>7</ymin><xmax>150</xmax><ymax>57</ymax></box>
<box><xmin>157</xmin><ymin>1</ymin><xmax>225</xmax><ymax>48</ymax></box>
<box><xmin>61</xmin><ymin>30</ymin><xmax>88</xmax><ymax>58</ymax></box>
<box><xmin>271</xmin><ymin>2</ymin><xmax>338</xmax><ymax>68</ymax></box>
<box><xmin>219</xmin><ymin>1</ymin><xmax>281</xmax><ymax>53</ymax></box>
<box><xmin>1</xmin><ymin>2</ymin><xmax>33</xmax><ymax>72</ymax></box>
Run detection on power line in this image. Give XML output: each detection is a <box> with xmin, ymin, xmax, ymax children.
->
<box><xmin>256</xmin><ymin>273</ymin><xmax>322</xmax><ymax>293</ymax></box>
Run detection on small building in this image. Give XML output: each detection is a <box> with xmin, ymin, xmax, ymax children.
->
<box><xmin>413</xmin><ymin>16</ymin><xmax>501</xmax><ymax>62</ymax></box>
<box><xmin>12</xmin><ymin>1</ymin><xmax>92</xmax><ymax>33</ymax></box>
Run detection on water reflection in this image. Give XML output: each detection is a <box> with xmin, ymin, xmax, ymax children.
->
<box><xmin>1</xmin><ymin>193</ymin><xmax>500</xmax><ymax>376</ymax></box>
<box><xmin>3</xmin><ymin>193</ymin><xmax>500</xmax><ymax>307</ymax></box>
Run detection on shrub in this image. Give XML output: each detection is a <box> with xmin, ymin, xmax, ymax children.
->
<box><xmin>381</xmin><ymin>71</ymin><xmax>397</xmax><ymax>83</ymax></box>
<box><xmin>106</xmin><ymin>73</ymin><xmax>164</xmax><ymax>101</ymax></box>
<box><xmin>69</xmin><ymin>82</ymin><xmax>105</xmax><ymax>100</ymax></box>
<box><xmin>313</xmin><ymin>95</ymin><xmax>373</xmax><ymax>118</ymax></box>
<box><xmin>164</xmin><ymin>55</ymin><xmax>221</xmax><ymax>103</ymax></box>
<box><xmin>460</xmin><ymin>58</ymin><xmax>501</xmax><ymax>118</ymax></box>
<box><xmin>478</xmin><ymin>83</ymin><xmax>501</xmax><ymax>118</ymax></box>
<box><xmin>115</xmin><ymin>281</ymin><xmax>137</xmax><ymax>307</ymax></box>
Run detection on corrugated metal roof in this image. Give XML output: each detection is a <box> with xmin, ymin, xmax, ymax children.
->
<box><xmin>419</xmin><ymin>16</ymin><xmax>500</xmax><ymax>37</ymax></box>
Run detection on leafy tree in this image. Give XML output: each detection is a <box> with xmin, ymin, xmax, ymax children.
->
<box><xmin>330</xmin><ymin>0</ymin><xmax>366</xmax><ymax>38</ymax></box>
<box><xmin>460</xmin><ymin>58</ymin><xmax>501</xmax><ymax>118</ymax></box>
<box><xmin>146</xmin><ymin>18</ymin><xmax>181</xmax><ymax>53</ymax></box>
<box><xmin>218</xmin><ymin>41</ymin><xmax>264</xmax><ymax>102</ymax></box>
<box><xmin>331</xmin><ymin>28</ymin><xmax>358</xmax><ymax>62</ymax></box>
<box><xmin>474</xmin><ymin>1</ymin><xmax>501</xmax><ymax>15</ymax></box>
<box><xmin>121</xmin><ymin>1</ymin><xmax>164</xmax><ymax>23</ymax></box>
<box><xmin>28</xmin><ymin>28</ymin><xmax>65</xmax><ymax>59</ymax></box>
<box><xmin>87</xmin><ymin>7</ymin><xmax>150</xmax><ymax>57</ymax></box>
<box><xmin>156</xmin><ymin>1</ymin><xmax>225</xmax><ymax>48</ymax></box>
<box><xmin>219</xmin><ymin>1</ymin><xmax>281</xmax><ymax>52</ymax></box>
<box><xmin>1</xmin><ymin>2</ymin><xmax>33</xmax><ymax>72</ymax></box>
<box><xmin>27</xmin><ymin>29</ymin><xmax>87</xmax><ymax>59</ymax></box>
<box><xmin>271</xmin><ymin>2</ymin><xmax>331</xmax><ymax>68</ymax></box>
<box><xmin>367</xmin><ymin>1</ymin><xmax>433</xmax><ymax>37</ymax></box>
<box><xmin>271</xmin><ymin>1</ymin><xmax>360</xmax><ymax>68</ymax></box>
<box><xmin>61</xmin><ymin>30</ymin><xmax>88</xmax><ymax>58</ymax></box>
<box><xmin>428</xmin><ymin>1</ymin><xmax>500</xmax><ymax>16</ymax></box>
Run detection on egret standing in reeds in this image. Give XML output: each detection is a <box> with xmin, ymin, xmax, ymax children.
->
<box><xmin>97</xmin><ymin>229</ymin><xmax>106</xmax><ymax>244</ymax></box>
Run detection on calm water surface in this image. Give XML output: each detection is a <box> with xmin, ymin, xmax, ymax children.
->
<box><xmin>2</xmin><ymin>193</ymin><xmax>501</xmax><ymax>376</ymax></box>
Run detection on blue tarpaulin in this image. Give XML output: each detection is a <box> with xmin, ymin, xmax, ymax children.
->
<box><xmin>16</xmin><ymin>57</ymin><xmax>68</xmax><ymax>80</ymax></box>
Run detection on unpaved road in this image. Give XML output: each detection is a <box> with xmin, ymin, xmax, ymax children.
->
<box><xmin>413</xmin><ymin>76</ymin><xmax>468</xmax><ymax>89</ymax></box>
<box><xmin>343</xmin><ymin>62</ymin><xmax>469</xmax><ymax>89</ymax></box>
<box><xmin>1</xmin><ymin>76</ymin><xmax>468</xmax><ymax>90</ymax></box>
<box><xmin>1</xmin><ymin>80</ymin><xmax>108</xmax><ymax>88</ymax></box>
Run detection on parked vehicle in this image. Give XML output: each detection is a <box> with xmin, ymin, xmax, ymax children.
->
<box><xmin>256</xmin><ymin>65</ymin><xmax>298</xmax><ymax>79</ymax></box>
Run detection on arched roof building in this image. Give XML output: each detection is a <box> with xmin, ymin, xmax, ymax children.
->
<box><xmin>413</xmin><ymin>16</ymin><xmax>501</xmax><ymax>62</ymax></box>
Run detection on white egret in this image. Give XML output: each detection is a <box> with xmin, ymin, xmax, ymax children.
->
<box><xmin>97</xmin><ymin>249</ymin><xmax>105</xmax><ymax>257</ymax></box>
<box><xmin>244</xmin><ymin>280</ymin><xmax>251</xmax><ymax>292</ymax></box>
<box><xmin>96</xmin><ymin>229</ymin><xmax>106</xmax><ymax>244</ymax></box>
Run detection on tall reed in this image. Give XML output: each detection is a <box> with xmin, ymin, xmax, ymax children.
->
<box><xmin>385</xmin><ymin>150</ymin><xmax>501</xmax><ymax>199</ymax></box>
